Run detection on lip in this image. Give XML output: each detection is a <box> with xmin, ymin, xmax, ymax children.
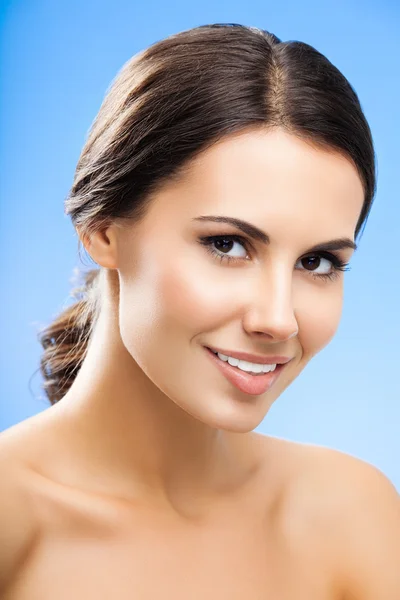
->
<box><xmin>204</xmin><ymin>346</ymin><xmax>287</xmax><ymax>396</ymax></box>
<box><xmin>205</xmin><ymin>345</ymin><xmax>293</xmax><ymax>365</ymax></box>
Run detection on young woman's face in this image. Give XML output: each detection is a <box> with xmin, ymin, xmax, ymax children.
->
<box><xmin>112</xmin><ymin>128</ymin><xmax>364</xmax><ymax>432</ymax></box>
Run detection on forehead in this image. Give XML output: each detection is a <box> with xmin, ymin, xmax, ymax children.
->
<box><xmin>148</xmin><ymin>128</ymin><xmax>365</xmax><ymax>236</ymax></box>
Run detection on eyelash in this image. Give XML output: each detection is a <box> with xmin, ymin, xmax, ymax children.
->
<box><xmin>198</xmin><ymin>234</ymin><xmax>351</xmax><ymax>282</ymax></box>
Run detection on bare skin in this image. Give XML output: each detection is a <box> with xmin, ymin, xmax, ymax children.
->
<box><xmin>1</xmin><ymin>128</ymin><xmax>399</xmax><ymax>598</ymax></box>
<box><xmin>1</xmin><ymin>407</ymin><xmax>399</xmax><ymax>600</ymax></box>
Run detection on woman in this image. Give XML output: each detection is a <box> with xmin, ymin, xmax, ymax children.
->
<box><xmin>0</xmin><ymin>23</ymin><xmax>399</xmax><ymax>599</ymax></box>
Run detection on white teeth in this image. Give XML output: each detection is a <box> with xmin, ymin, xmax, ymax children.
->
<box><xmin>216</xmin><ymin>352</ymin><xmax>276</xmax><ymax>374</ymax></box>
<box><xmin>227</xmin><ymin>356</ymin><xmax>239</xmax><ymax>367</ymax></box>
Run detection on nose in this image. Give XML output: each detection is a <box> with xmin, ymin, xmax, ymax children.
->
<box><xmin>242</xmin><ymin>268</ymin><xmax>299</xmax><ymax>342</ymax></box>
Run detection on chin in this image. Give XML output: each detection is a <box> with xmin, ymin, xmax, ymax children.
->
<box><xmin>178</xmin><ymin>396</ymin><xmax>270</xmax><ymax>434</ymax></box>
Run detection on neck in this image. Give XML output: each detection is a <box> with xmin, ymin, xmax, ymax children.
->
<box><xmin>55</xmin><ymin>302</ymin><xmax>262</xmax><ymax>514</ymax></box>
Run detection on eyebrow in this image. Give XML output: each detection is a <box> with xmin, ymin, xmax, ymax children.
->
<box><xmin>192</xmin><ymin>215</ymin><xmax>358</xmax><ymax>253</ymax></box>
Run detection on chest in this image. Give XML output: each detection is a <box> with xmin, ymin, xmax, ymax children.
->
<box><xmin>7</xmin><ymin>509</ymin><xmax>336</xmax><ymax>600</ymax></box>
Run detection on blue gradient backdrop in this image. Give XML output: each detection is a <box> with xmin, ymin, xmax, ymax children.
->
<box><xmin>1</xmin><ymin>1</ymin><xmax>399</xmax><ymax>489</ymax></box>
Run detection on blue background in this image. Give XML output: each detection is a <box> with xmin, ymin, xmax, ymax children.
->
<box><xmin>1</xmin><ymin>1</ymin><xmax>399</xmax><ymax>490</ymax></box>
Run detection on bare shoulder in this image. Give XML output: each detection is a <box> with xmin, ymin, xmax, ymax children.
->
<box><xmin>0</xmin><ymin>423</ymin><xmax>42</xmax><ymax>593</ymax></box>
<box><xmin>315</xmin><ymin>445</ymin><xmax>400</xmax><ymax>600</ymax></box>
<box><xmin>264</xmin><ymin>436</ymin><xmax>400</xmax><ymax>600</ymax></box>
<box><xmin>0</xmin><ymin>407</ymin><xmax>71</xmax><ymax>591</ymax></box>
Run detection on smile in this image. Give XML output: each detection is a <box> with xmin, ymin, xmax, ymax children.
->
<box><xmin>204</xmin><ymin>347</ymin><xmax>287</xmax><ymax>396</ymax></box>
<box><xmin>209</xmin><ymin>349</ymin><xmax>276</xmax><ymax>374</ymax></box>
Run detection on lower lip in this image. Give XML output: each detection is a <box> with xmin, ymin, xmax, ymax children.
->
<box><xmin>204</xmin><ymin>347</ymin><xmax>286</xmax><ymax>396</ymax></box>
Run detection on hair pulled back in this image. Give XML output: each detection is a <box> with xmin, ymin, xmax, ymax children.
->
<box><xmin>38</xmin><ymin>23</ymin><xmax>376</xmax><ymax>405</ymax></box>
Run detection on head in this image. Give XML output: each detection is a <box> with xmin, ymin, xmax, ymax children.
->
<box><xmin>38</xmin><ymin>23</ymin><xmax>375</xmax><ymax>432</ymax></box>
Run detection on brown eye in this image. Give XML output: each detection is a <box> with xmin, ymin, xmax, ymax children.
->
<box><xmin>295</xmin><ymin>252</ymin><xmax>350</xmax><ymax>282</ymax></box>
<box><xmin>301</xmin><ymin>256</ymin><xmax>323</xmax><ymax>271</ymax></box>
<box><xmin>198</xmin><ymin>235</ymin><xmax>250</xmax><ymax>263</ymax></box>
<box><xmin>214</xmin><ymin>238</ymin><xmax>236</xmax><ymax>254</ymax></box>
<box><xmin>297</xmin><ymin>255</ymin><xmax>332</xmax><ymax>276</ymax></box>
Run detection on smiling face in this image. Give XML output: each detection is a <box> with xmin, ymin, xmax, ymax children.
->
<box><xmin>104</xmin><ymin>127</ymin><xmax>364</xmax><ymax>432</ymax></box>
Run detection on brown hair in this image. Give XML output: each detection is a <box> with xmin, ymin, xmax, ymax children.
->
<box><xmin>37</xmin><ymin>23</ymin><xmax>376</xmax><ymax>405</ymax></box>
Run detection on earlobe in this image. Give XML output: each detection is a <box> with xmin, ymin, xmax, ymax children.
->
<box><xmin>76</xmin><ymin>225</ymin><xmax>119</xmax><ymax>270</ymax></box>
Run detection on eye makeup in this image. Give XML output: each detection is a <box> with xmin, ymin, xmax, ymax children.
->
<box><xmin>197</xmin><ymin>234</ymin><xmax>351</xmax><ymax>282</ymax></box>
<box><xmin>192</xmin><ymin>214</ymin><xmax>357</xmax><ymax>253</ymax></box>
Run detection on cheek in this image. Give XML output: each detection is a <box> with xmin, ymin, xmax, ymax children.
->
<box><xmin>118</xmin><ymin>252</ymin><xmax>231</xmax><ymax>358</ymax></box>
<box><xmin>297</xmin><ymin>285</ymin><xmax>343</xmax><ymax>357</ymax></box>
<box><xmin>158</xmin><ymin>257</ymin><xmax>237</xmax><ymax>331</ymax></box>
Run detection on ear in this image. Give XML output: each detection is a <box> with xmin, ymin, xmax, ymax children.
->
<box><xmin>76</xmin><ymin>225</ymin><xmax>119</xmax><ymax>270</ymax></box>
